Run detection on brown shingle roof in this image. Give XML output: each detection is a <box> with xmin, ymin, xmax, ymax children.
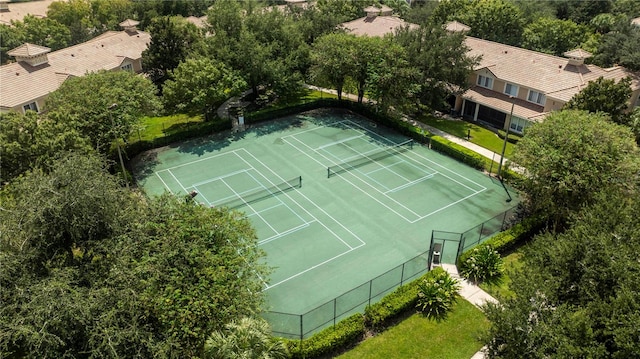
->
<box><xmin>0</xmin><ymin>30</ymin><xmax>150</xmax><ymax>109</ymax></box>
<box><xmin>445</xmin><ymin>20</ymin><xmax>470</xmax><ymax>33</ymax></box>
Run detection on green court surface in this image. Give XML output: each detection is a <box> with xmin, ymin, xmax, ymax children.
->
<box><xmin>132</xmin><ymin>109</ymin><xmax>519</xmax><ymax>338</ymax></box>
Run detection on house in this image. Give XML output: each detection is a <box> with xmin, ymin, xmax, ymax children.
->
<box><xmin>0</xmin><ymin>0</ymin><xmax>66</xmax><ymax>26</ymax></box>
<box><xmin>455</xmin><ymin>36</ymin><xmax>640</xmax><ymax>134</ymax></box>
<box><xmin>340</xmin><ymin>14</ymin><xmax>640</xmax><ymax>134</ymax></box>
<box><xmin>0</xmin><ymin>20</ymin><xmax>150</xmax><ymax>114</ymax></box>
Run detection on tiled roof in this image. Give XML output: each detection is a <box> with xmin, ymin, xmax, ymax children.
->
<box><xmin>465</xmin><ymin>36</ymin><xmax>640</xmax><ymax>102</ymax></box>
<box><xmin>185</xmin><ymin>15</ymin><xmax>207</xmax><ymax>29</ymax></box>
<box><xmin>0</xmin><ymin>0</ymin><xmax>65</xmax><ymax>26</ymax></box>
<box><xmin>7</xmin><ymin>43</ymin><xmax>51</xmax><ymax>57</ymax></box>
<box><xmin>119</xmin><ymin>19</ymin><xmax>140</xmax><ymax>27</ymax></box>
<box><xmin>632</xmin><ymin>17</ymin><xmax>640</xmax><ymax>26</ymax></box>
<box><xmin>463</xmin><ymin>86</ymin><xmax>547</xmax><ymax>121</ymax></box>
<box><xmin>341</xmin><ymin>15</ymin><xmax>419</xmax><ymax>37</ymax></box>
<box><xmin>0</xmin><ymin>30</ymin><xmax>150</xmax><ymax>109</ymax></box>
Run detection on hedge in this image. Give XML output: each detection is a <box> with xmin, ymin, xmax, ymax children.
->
<box><xmin>429</xmin><ymin>136</ymin><xmax>485</xmax><ymax>170</ymax></box>
<box><xmin>282</xmin><ymin>313</ymin><xmax>366</xmax><ymax>359</ymax></box>
<box><xmin>497</xmin><ymin>129</ymin><xmax>522</xmax><ymax>144</ymax></box>
<box><xmin>363</xmin><ymin>277</ymin><xmax>421</xmax><ymax>330</ymax></box>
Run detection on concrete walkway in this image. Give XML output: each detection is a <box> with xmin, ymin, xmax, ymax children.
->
<box><xmin>441</xmin><ymin>264</ymin><xmax>496</xmax><ymax>359</ymax></box>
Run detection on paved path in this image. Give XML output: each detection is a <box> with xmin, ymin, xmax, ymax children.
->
<box><xmin>441</xmin><ymin>264</ymin><xmax>496</xmax><ymax>359</ymax></box>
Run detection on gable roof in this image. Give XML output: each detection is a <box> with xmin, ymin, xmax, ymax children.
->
<box><xmin>464</xmin><ymin>36</ymin><xmax>640</xmax><ymax>102</ymax></box>
<box><xmin>0</xmin><ymin>29</ymin><xmax>150</xmax><ymax>109</ymax></box>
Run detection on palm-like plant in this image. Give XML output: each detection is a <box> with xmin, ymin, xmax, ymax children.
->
<box><xmin>204</xmin><ymin>317</ymin><xmax>288</xmax><ymax>359</ymax></box>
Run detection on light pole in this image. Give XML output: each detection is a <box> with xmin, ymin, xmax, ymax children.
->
<box><xmin>497</xmin><ymin>98</ymin><xmax>515</xmax><ymax>180</ymax></box>
<box><xmin>108</xmin><ymin>103</ymin><xmax>129</xmax><ymax>189</ymax></box>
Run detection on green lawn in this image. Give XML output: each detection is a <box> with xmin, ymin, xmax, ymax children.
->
<box><xmin>420</xmin><ymin>115</ymin><xmax>516</xmax><ymax>158</ymax></box>
<box><xmin>337</xmin><ymin>300</ymin><xmax>488</xmax><ymax>359</ymax></box>
<box><xmin>132</xmin><ymin>113</ymin><xmax>205</xmax><ymax>142</ymax></box>
<box><xmin>479</xmin><ymin>251</ymin><xmax>524</xmax><ymax>300</ymax></box>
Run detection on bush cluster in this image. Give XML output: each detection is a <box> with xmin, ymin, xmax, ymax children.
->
<box><xmin>497</xmin><ymin>129</ymin><xmax>522</xmax><ymax>144</ymax></box>
<box><xmin>363</xmin><ymin>278</ymin><xmax>421</xmax><ymax>330</ymax></box>
<box><xmin>416</xmin><ymin>267</ymin><xmax>461</xmax><ymax>320</ymax></box>
<box><xmin>458</xmin><ymin>245</ymin><xmax>504</xmax><ymax>283</ymax></box>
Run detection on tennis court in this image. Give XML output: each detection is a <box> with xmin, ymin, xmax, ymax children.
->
<box><xmin>133</xmin><ymin>109</ymin><xmax>519</xmax><ymax>337</ymax></box>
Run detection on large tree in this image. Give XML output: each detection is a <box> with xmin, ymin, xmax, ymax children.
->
<box><xmin>564</xmin><ymin>77</ymin><xmax>633</xmax><ymax>125</ymax></box>
<box><xmin>46</xmin><ymin>0</ymin><xmax>94</xmax><ymax>44</ymax></box>
<box><xmin>10</xmin><ymin>15</ymin><xmax>71</xmax><ymax>52</ymax></box>
<box><xmin>142</xmin><ymin>16</ymin><xmax>204</xmax><ymax>86</ymax></box>
<box><xmin>0</xmin><ymin>111</ymin><xmax>92</xmax><ymax>184</ymax></box>
<box><xmin>593</xmin><ymin>22</ymin><xmax>640</xmax><ymax>71</ymax></box>
<box><xmin>511</xmin><ymin>110</ymin><xmax>640</xmax><ymax>229</ymax></box>
<box><xmin>162</xmin><ymin>57</ymin><xmax>247</xmax><ymax>116</ymax></box>
<box><xmin>309</xmin><ymin>33</ymin><xmax>357</xmax><ymax>100</ymax></box>
<box><xmin>483</xmin><ymin>191</ymin><xmax>640</xmax><ymax>358</ymax></box>
<box><xmin>395</xmin><ymin>23</ymin><xmax>478</xmax><ymax>111</ymax></box>
<box><xmin>0</xmin><ymin>154</ymin><xmax>268</xmax><ymax>358</ymax></box>
<box><xmin>522</xmin><ymin>17</ymin><xmax>593</xmax><ymax>56</ymax></box>
<box><xmin>45</xmin><ymin>70</ymin><xmax>161</xmax><ymax>152</ymax></box>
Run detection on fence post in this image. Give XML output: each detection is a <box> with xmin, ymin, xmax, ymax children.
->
<box><xmin>502</xmin><ymin>210</ymin><xmax>509</xmax><ymax>231</ymax></box>
<box><xmin>400</xmin><ymin>263</ymin><xmax>405</xmax><ymax>286</ymax></box>
<box><xmin>368</xmin><ymin>280</ymin><xmax>373</xmax><ymax>306</ymax></box>
<box><xmin>456</xmin><ymin>233</ymin><xmax>465</xmax><ymax>263</ymax></box>
<box><xmin>300</xmin><ymin>314</ymin><xmax>303</xmax><ymax>340</ymax></box>
<box><xmin>478</xmin><ymin>223</ymin><xmax>484</xmax><ymax>242</ymax></box>
<box><xmin>333</xmin><ymin>298</ymin><xmax>337</xmax><ymax>327</ymax></box>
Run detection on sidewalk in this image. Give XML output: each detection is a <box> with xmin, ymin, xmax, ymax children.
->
<box><xmin>441</xmin><ymin>263</ymin><xmax>496</xmax><ymax>359</ymax></box>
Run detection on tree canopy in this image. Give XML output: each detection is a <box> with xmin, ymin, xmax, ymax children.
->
<box><xmin>162</xmin><ymin>57</ymin><xmax>247</xmax><ymax>116</ymax></box>
<box><xmin>45</xmin><ymin>70</ymin><xmax>161</xmax><ymax>152</ymax></box>
<box><xmin>0</xmin><ymin>154</ymin><xmax>268</xmax><ymax>358</ymax></box>
<box><xmin>511</xmin><ymin>109</ymin><xmax>640</xmax><ymax>229</ymax></box>
<box><xmin>564</xmin><ymin>76</ymin><xmax>633</xmax><ymax>125</ymax></box>
<box><xmin>522</xmin><ymin>17</ymin><xmax>593</xmax><ymax>56</ymax></box>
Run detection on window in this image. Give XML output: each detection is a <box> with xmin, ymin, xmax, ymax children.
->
<box><xmin>509</xmin><ymin>116</ymin><xmax>529</xmax><ymax>134</ymax></box>
<box><xmin>120</xmin><ymin>63</ymin><xmax>133</xmax><ymax>72</ymax></box>
<box><xmin>477</xmin><ymin>75</ymin><xmax>493</xmax><ymax>89</ymax></box>
<box><xmin>527</xmin><ymin>90</ymin><xmax>546</xmax><ymax>105</ymax></box>
<box><xmin>22</xmin><ymin>102</ymin><xmax>38</xmax><ymax>113</ymax></box>
<box><xmin>504</xmin><ymin>83</ymin><xmax>518</xmax><ymax>97</ymax></box>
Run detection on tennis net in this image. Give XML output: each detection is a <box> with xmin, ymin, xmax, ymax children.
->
<box><xmin>327</xmin><ymin>140</ymin><xmax>414</xmax><ymax>178</ymax></box>
<box><xmin>217</xmin><ymin>176</ymin><xmax>302</xmax><ymax>209</ymax></box>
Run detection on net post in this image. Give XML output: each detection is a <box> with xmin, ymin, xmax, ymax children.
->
<box><xmin>299</xmin><ymin>175</ymin><xmax>302</xmax><ymax>188</ymax></box>
<box><xmin>327</xmin><ymin>167</ymin><xmax>330</xmax><ymax>178</ymax></box>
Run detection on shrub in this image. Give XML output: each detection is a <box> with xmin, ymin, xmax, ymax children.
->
<box><xmin>458</xmin><ymin>245</ymin><xmax>504</xmax><ymax>283</ymax></box>
<box><xmin>416</xmin><ymin>268</ymin><xmax>460</xmax><ymax>320</ymax></box>
<box><xmin>497</xmin><ymin>129</ymin><xmax>522</xmax><ymax>144</ymax></box>
<box><xmin>283</xmin><ymin>313</ymin><xmax>365</xmax><ymax>359</ymax></box>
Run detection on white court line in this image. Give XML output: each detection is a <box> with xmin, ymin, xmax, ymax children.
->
<box><xmin>192</xmin><ymin>185</ymin><xmax>213</xmax><ymax>206</ymax></box>
<box><xmin>258</xmin><ymin>221</ymin><xmax>315</xmax><ymax>246</ymax></box>
<box><xmin>243</xmin><ymin>170</ymin><xmax>310</xmax><ymax>226</ymax></box>
<box><xmin>385</xmin><ymin>174</ymin><xmax>435</xmax><ymax>194</ymax></box>
<box><xmin>191</xmin><ymin>168</ymin><xmax>251</xmax><ymax>188</ymax></box>
<box><xmin>285</xmin><ymin>135</ymin><xmax>421</xmax><ymax>221</ymax></box>
<box><xmin>315</xmin><ymin>134</ymin><xmax>365</xmax><ymax>151</ymax></box>
<box><xmin>167</xmin><ymin>169</ymin><xmax>189</xmax><ymax>194</ymax></box>
<box><xmin>221</xmin><ymin>177</ymin><xmax>280</xmax><ymax>234</ymax></box>
<box><xmin>155</xmin><ymin>171</ymin><xmax>174</xmax><ymax>194</ymax></box>
<box><xmin>236</xmin><ymin>149</ymin><xmax>364</xmax><ymax>249</ymax></box>
<box><xmin>264</xmin><ymin>244</ymin><xmax>364</xmax><ymax>290</ymax></box>
<box><xmin>158</xmin><ymin>148</ymin><xmax>245</xmax><ymax>172</ymax></box>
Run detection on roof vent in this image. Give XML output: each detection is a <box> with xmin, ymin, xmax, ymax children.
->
<box><xmin>563</xmin><ymin>48</ymin><xmax>592</xmax><ymax>66</ymax></box>
<box><xmin>7</xmin><ymin>43</ymin><xmax>51</xmax><ymax>66</ymax></box>
<box><xmin>119</xmin><ymin>19</ymin><xmax>140</xmax><ymax>34</ymax></box>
